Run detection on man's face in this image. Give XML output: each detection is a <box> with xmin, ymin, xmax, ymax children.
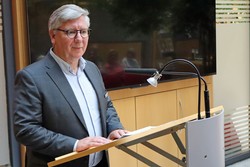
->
<box><xmin>49</xmin><ymin>16</ymin><xmax>89</xmax><ymax>63</ymax></box>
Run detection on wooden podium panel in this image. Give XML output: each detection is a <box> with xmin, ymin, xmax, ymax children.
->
<box><xmin>136</xmin><ymin>90</ymin><xmax>178</xmax><ymax>167</ymax></box>
<box><xmin>109</xmin><ymin>98</ymin><xmax>137</xmax><ymax>167</ymax></box>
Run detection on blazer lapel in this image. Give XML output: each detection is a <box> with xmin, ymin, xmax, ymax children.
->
<box><xmin>84</xmin><ymin>66</ymin><xmax>102</xmax><ymax>100</ymax></box>
<box><xmin>44</xmin><ymin>55</ymin><xmax>87</xmax><ymax>129</ymax></box>
<box><xmin>84</xmin><ymin>63</ymin><xmax>107</xmax><ymax>135</ymax></box>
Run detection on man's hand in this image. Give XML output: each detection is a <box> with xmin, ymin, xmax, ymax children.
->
<box><xmin>76</xmin><ymin>136</ymin><xmax>111</xmax><ymax>152</ymax></box>
<box><xmin>108</xmin><ymin>129</ymin><xmax>129</xmax><ymax>140</ymax></box>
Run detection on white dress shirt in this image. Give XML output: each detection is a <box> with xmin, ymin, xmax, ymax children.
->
<box><xmin>50</xmin><ymin>49</ymin><xmax>103</xmax><ymax>167</ymax></box>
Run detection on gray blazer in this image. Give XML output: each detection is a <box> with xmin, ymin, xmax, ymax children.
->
<box><xmin>13</xmin><ymin>53</ymin><xmax>123</xmax><ymax>167</ymax></box>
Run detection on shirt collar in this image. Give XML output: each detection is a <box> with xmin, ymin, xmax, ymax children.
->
<box><xmin>50</xmin><ymin>48</ymin><xmax>87</xmax><ymax>75</ymax></box>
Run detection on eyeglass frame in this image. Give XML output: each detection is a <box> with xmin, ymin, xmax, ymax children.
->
<box><xmin>54</xmin><ymin>28</ymin><xmax>91</xmax><ymax>38</ymax></box>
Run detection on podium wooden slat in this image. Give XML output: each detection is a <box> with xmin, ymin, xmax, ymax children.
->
<box><xmin>48</xmin><ymin>106</ymin><xmax>223</xmax><ymax>167</ymax></box>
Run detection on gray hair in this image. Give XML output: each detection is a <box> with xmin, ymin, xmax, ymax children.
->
<box><xmin>48</xmin><ymin>4</ymin><xmax>90</xmax><ymax>30</ymax></box>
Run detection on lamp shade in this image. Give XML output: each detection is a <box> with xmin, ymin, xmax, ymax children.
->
<box><xmin>147</xmin><ymin>77</ymin><xmax>158</xmax><ymax>87</ymax></box>
<box><xmin>147</xmin><ymin>72</ymin><xmax>162</xmax><ymax>87</ymax></box>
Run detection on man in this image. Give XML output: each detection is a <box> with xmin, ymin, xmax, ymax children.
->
<box><xmin>14</xmin><ymin>4</ymin><xmax>127</xmax><ymax>167</ymax></box>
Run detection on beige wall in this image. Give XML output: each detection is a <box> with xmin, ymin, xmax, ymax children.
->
<box><xmin>214</xmin><ymin>1</ymin><xmax>250</xmax><ymax>111</ymax></box>
<box><xmin>214</xmin><ymin>23</ymin><xmax>250</xmax><ymax>111</ymax></box>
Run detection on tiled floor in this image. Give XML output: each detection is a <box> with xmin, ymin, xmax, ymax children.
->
<box><xmin>227</xmin><ymin>158</ymin><xmax>250</xmax><ymax>167</ymax></box>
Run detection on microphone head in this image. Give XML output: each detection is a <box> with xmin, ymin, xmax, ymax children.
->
<box><xmin>147</xmin><ymin>72</ymin><xmax>162</xmax><ymax>87</ymax></box>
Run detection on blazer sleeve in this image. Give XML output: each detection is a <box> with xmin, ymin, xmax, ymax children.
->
<box><xmin>13</xmin><ymin>69</ymin><xmax>77</xmax><ymax>157</ymax></box>
<box><xmin>105</xmin><ymin>94</ymin><xmax>124</xmax><ymax>134</ymax></box>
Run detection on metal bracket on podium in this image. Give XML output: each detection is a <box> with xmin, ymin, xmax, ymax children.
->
<box><xmin>116</xmin><ymin>127</ymin><xmax>187</xmax><ymax>166</ymax></box>
<box><xmin>115</xmin><ymin>106</ymin><xmax>224</xmax><ymax>167</ymax></box>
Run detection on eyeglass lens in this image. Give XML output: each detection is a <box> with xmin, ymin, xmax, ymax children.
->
<box><xmin>56</xmin><ymin>29</ymin><xmax>91</xmax><ymax>38</ymax></box>
<box><xmin>67</xmin><ymin>30</ymin><xmax>90</xmax><ymax>38</ymax></box>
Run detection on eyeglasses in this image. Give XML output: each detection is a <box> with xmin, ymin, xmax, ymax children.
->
<box><xmin>55</xmin><ymin>28</ymin><xmax>91</xmax><ymax>38</ymax></box>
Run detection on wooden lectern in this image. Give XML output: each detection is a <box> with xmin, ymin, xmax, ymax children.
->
<box><xmin>48</xmin><ymin>106</ymin><xmax>224</xmax><ymax>167</ymax></box>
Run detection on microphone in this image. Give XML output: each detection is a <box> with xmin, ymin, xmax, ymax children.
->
<box><xmin>147</xmin><ymin>59</ymin><xmax>210</xmax><ymax>119</ymax></box>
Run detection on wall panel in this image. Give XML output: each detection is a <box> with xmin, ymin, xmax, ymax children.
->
<box><xmin>0</xmin><ymin>0</ymin><xmax>10</xmax><ymax>166</ymax></box>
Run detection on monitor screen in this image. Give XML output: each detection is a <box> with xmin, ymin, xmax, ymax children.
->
<box><xmin>27</xmin><ymin>0</ymin><xmax>216</xmax><ymax>90</ymax></box>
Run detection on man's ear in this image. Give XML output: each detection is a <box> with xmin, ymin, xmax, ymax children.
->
<box><xmin>49</xmin><ymin>30</ymin><xmax>56</xmax><ymax>44</ymax></box>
